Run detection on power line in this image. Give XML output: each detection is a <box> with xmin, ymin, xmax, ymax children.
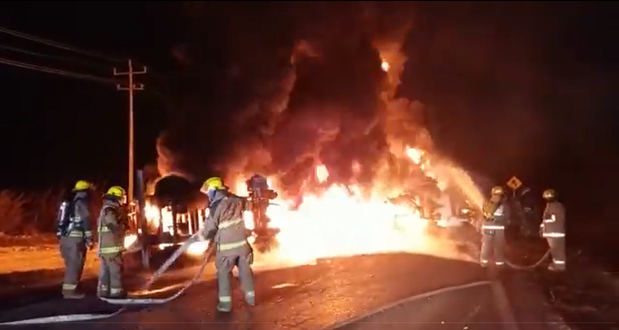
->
<box><xmin>0</xmin><ymin>44</ymin><xmax>111</xmax><ymax>70</ymax></box>
<box><xmin>0</xmin><ymin>56</ymin><xmax>114</xmax><ymax>84</ymax></box>
<box><xmin>0</xmin><ymin>25</ymin><xmax>124</xmax><ymax>63</ymax></box>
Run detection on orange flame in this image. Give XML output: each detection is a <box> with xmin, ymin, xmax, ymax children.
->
<box><xmin>229</xmin><ymin>166</ymin><xmax>477</xmax><ymax>267</ymax></box>
<box><xmin>405</xmin><ymin>147</ymin><xmax>424</xmax><ymax>165</ymax></box>
<box><xmin>263</xmin><ymin>183</ymin><xmax>430</xmax><ymax>265</ymax></box>
<box><xmin>186</xmin><ymin>241</ymin><xmax>209</xmax><ymax>255</ymax></box>
<box><xmin>124</xmin><ymin>234</ymin><xmax>138</xmax><ymax>249</ymax></box>
<box><xmin>150</xmin><ymin>29</ymin><xmax>485</xmax><ymax>265</ymax></box>
<box><xmin>161</xmin><ymin>206</ymin><xmax>174</xmax><ymax>236</ymax></box>
<box><xmin>144</xmin><ymin>202</ymin><xmax>161</xmax><ymax>226</ymax></box>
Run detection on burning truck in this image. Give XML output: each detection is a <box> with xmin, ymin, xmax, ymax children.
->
<box><xmin>124</xmin><ymin>23</ymin><xmax>489</xmax><ymax>267</ymax></box>
<box><xmin>124</xmin><ymin>156</ymin><xmax>482</xmax><ymax>269</ymax></box>
<box><xmin>124</xmin><ymin>172</ymin><xmax>283</xmax><ymax>267</ymax></box>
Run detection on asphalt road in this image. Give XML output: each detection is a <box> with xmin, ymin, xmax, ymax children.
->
<box><xmin>1</xmin><ymin>225</ymin><xmax>617</xmax><ymax>329</ymax></box>
<box><xmin>3</xmin><ymin>249</ymin><xmax>613</xmax><ymax>330</ymax></box>
<box><xmin>0</xmin><ymin>253</ymin><xmax>487</xmax><ymax>329</ymax></box>
<box><xmin>336</xmin><ymin>281</ymin><xmax>501</xmax><ymax>330</ymax></box>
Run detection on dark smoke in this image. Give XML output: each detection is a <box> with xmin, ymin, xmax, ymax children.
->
<box><xmin>157</xmin><ymin>3</ymin><xmax>418</xmax><ymax>197</ymax></box>
<box><xmin>154</xmin><ymin>2</ymin><xmax>619</xmax><ymax>257</ymax></box>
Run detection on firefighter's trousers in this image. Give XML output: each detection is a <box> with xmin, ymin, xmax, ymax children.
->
<box><xmin>480</xmin><ymin>226</ymin><xmax>505</xmax><ymax>266</ymax></box>
<box><xmin>98</xmin><ymin>253</ymin><xmax>124</xmax><ymax>297</ymax></box>
<box><xmin>215</xmin><ymin>249</ymin><xmax>255</xmax><ymax>305</ymax></box>
<box><xmin>60</xmin><ymin>236</ymin><xmax>86</xmax><ymax>293</ymax></box>
<box><xmin>546</xmin><ymin>236</ymin><xmax>566</xmax><ymax>270</ymax></box>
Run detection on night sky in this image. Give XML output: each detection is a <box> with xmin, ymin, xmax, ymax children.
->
<box><xmin>1</xmin><ymin>3</ymin><xmax>618</xmax><ymax>248</ymax></box>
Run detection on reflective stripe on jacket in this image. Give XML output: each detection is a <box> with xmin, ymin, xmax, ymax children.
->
<box><xmin>482</xmin><ymin>225</ymin><xmax>505</xmax><ymax>230</ymax></box>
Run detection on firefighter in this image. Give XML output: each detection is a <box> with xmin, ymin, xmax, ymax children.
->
<box><xmin>200</xmin><ymin>177</ymin><xmax>255</xmax><ymax>312</ymax></box>
<box><xmin>540</xmin><ymin>189</ymin><xmax>566</xmax><ymax>271</ymax></box>
<box><xmin>97</xmin><ymin>186</ymin><xmax>127</xmax><ymax>298</ymax></box>
<box><xmin>57</xmin><ymin>180</ymin><xmax>94</xmax><ymax>299</ymax></box>
<box><xmin>480</xmin><ymin>186</ymin><xmax>508</xmax><ymax>268</ymax></box>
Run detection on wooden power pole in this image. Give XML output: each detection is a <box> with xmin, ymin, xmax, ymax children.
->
<box><xmin>114</xmin><ymin>59</ymin><xmax>146</xmax><ymax>203</ymax></box>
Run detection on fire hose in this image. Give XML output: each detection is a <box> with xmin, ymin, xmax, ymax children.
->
<box><xmin>474</xmin><ymin>221</ymin><xmax>552</xmax><ymax>271</ymax></box>
<box><xmin>505</xmin><ymin>249</ymin><xmax>551</xmax><ymax>270</ymax></box>
<box><xmin>0</xmin><ymin>231</ymin><xmax>214</xmax><ymax>325</ymax></box>
<box><xmin>101</xmin><ymin>234</ymin><xmax>215</xmax><ymax>305</ymax></box>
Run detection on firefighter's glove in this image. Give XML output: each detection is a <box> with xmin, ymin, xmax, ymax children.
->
<box><xmin>86</xmin><ymin>239</ymin><xmax>95</xmax><ymax>250</ymax></box>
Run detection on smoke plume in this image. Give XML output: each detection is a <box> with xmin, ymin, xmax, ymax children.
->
<box><xmin>156</xmin><ymin>3</ymin><xmax>483</xmax><ymax>207</ymax></box>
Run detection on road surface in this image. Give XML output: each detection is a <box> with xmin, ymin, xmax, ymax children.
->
<box><xmin>336</xmin><ymin>281</ymin><xmax>502</xmax><ymax>330</ymax></box>
<box><xmin>0</xmin><ymin>252</ymin><xmax>614</xmax><ymax>329</ymax></box>
<box><xmin>0</xmin><ymin>253</ymin><xmax>486</xmax><ymax>328</ymax></box>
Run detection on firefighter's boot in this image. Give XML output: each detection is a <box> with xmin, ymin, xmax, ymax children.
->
<box><xmin>245</xmin><ymin>291</ymin><xmax>255</xmax><ymax>306</ymax></box>
<box><xmin>108</xmin><ymin>283</ymin><xmax>126</xmax><ymax>299</ymax></box>
<box><xmin>97</xmin><ymin>284</ymin><xmax>110</xmax><ymax>298</ymax></box>
<box><xmin>217</xmin><ymin>301</ymin><xmax>232</xmax><ymax>312</ymax></box>
<box><xmin>547</xmin><ymin>262</ymin><xmax>566</xmax><ymax>272</ymax></box>
<box><xmin>62</xmin><ymin>290</ymin><xmax>86</xmax><ymax>299</ymax></box>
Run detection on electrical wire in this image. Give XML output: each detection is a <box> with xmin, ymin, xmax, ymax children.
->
<box><xmin>0</xmin><ymin>56</ymin><xmax>114</xmax><ymax>84</ymax></box>
<box><xmin>0</xmin><ymin>44</ymin><xmax>112</xmax><ymax>70</ymax></box>
<box><xmin>0</xmin><ymin>25</ymin><xmax>123</xmax><ymax>63</ymax></box>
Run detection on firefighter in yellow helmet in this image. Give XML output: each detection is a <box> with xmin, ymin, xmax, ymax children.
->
<box><xmin>200</xmin><ymin>177</ymin><xmax>255</xmax><ymax>312</ymax></box>
<box><xmin>540</xmin><ymin>189</ymin><xmax>566</xmax><ymax>271</ymax></box>
<box><xmin>96</xmin><ymin>186</ymin><xmax>128</xmax><ymax>298</ymax></box>
<box><xmin>56</xmin><ymin>180</ymin><xmax>94</xmax><ymax>299</ymax></box>
<box><xmin>480</xmin><ymin>186</ymin><xmax>509</xmax><ymax>268</ymax></box>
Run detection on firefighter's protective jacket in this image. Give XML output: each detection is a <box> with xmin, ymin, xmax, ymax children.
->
<box><xmin>97</xmin><ymin>197</ymin><xmax>125</xmax><ymax>255</ymax></box>
<box><xmin>541</xmin><ymin>201</ymin><xmax>566</xmax><ymax>237</ymax></box>
<box><xmin>204</xmin><ymin>190</ymin><xmax>251</xmax><ymax>256</ymax></box>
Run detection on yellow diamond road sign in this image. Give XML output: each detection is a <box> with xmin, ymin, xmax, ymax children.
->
<box><xmin>507</xmin><ymin>176</ymin><xmax>522</xmax><ymax>190</ymax></box>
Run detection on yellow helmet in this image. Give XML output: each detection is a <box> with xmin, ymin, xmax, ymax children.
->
<box><xmin>542</xmin><ymin>189</ymin><xmax>556</xmax><ymax>200</ymax></box>
<box><xmin>106</xmin><ymin>186</ymin><xmax>126</xmax><ymax>198</ymax></box>
<box><xmin>201</xmin><ymin>177</ymin><xmax>224</xmax><ymax>194</ymax></box>
<box><xmin>491</xmin><ymin>186</ymin><xmax>505</xmax><ymax>196</ymax></box>
<box><xmin>73</xmin><ymin>180</ymin><xmax>91</xmax><ymax>191</ymax></box>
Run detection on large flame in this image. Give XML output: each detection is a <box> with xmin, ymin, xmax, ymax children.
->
<box><xmin>264</xmin><ymin>180</ymin><xmax>429</xmax><ymax>264</ymax></box>
<box><xmin>135</xmin><ymin>158</ymin><xmax>481</xmax><ymax>264</ymax></box>
<box><xmin>148</xmin><ymin>26</ymin><xmax>485</xmax><ymax>265</ymax></box>
<box><xmin>231</xmin><ymin>158</ymin><xmax>478</xmax><ymax>267</ymax></box>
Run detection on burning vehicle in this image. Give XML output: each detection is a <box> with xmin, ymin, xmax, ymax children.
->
<box><xmin>123</xmin><ymin>21</ymin><xmax>489</xmax><ymax>268</ymax></box>
<box><xmin>123</xmin><ymin>172</ymin><xmax>286</xmax><ymax>267</ymax></box>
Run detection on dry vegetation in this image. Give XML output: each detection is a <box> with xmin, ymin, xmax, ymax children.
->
<box><xmin>0</xmin><ymin>186</ymin><xmax>104</xmax><ymax>239</ymax></box>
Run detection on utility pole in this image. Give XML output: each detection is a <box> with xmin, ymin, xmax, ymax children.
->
<box><xmin>114</xmin><ymin>59</ymin><xmax>146</xmax><ymax>204</ymax></box>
